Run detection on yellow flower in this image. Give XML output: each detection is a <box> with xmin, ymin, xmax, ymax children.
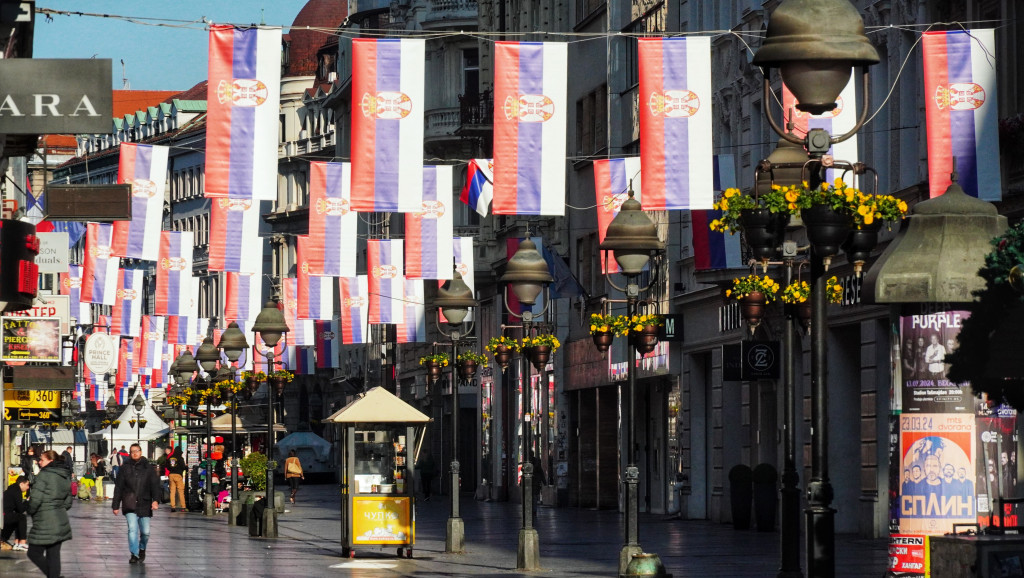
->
<box><xmin>719</xmin><ymin>198</ymin><xmax>729</xmax><ymax>211</ymax></box>
<box><xmin>834</xmin><ymin>177</ymin><xmax>845</xmax><ymax>188</ymax></box>
<box><xmin>725</xmin><ymin>289</ymin><xmax>732</xmax><ymax>297</ymax></box>
<box><xmin>863</xmin><ymin>212</ymin><xmax>874</xmax><ymax>225</ymax></box>
<box><xmin>785</xmin><ymin>189</ymin><xmax>799</xmax><ymax>203</ymax></box>
<box><xmin>724</xmin><ymin>187</ymin><xmax>739</xmax><ymax>198</ymax></box>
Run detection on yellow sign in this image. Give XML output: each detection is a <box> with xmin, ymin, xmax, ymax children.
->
<box><xmin>351</xmin><ymin>497</ymin><xmax>413</xmax><ymax>545</ymax></box>
<box><xmin>4</xmin><ymin>388</ymin><xmax>61</xmax><ymax>409</ymax></box>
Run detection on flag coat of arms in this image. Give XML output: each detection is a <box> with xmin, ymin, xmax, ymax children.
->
<box><xmin>209</xmin><ymin>197</ymin><xmax>263</xmax><ymax>273</ymax></box>
<box><xmin>638</xmin><ymin>37</ymin><xmax>713</xmax><ymax>210</ymax></box>
<box><xmin>493</xmin><ymin>42</ymin><xmax>567</xmax><ymax>216</ymax></box>
<box><xmin>314</xmin><ymin>319</ymin><xmax>341</xmax><ymax>369</ymax></box>
<box><xmin>225</xmin><ymin>272</ymin><xmax>262</xmax><ymax>323</ymax></box>
<box><xmin>396</xmin><ymin>279</ymin><xmax>426</xmax><ymax>343</ymax></box>
<box><xmin>367</xmin><ymin>239</ymin><xmax>405</xmax><ymax>324</ymax></box>
<box><xmin>406</xmin><ymin>165</ymin><xmax>454</xmax><ymax>280</ymax></box>
<box><xmin>113</xmin><ymin>144</ymin><xmax>168</xmax><ymax>260</ymax></box>
<box><xmin>922</xmin><ymin>29</ymin><xmax>1001</xmax><ymax>200</ymax></box>
<box><xmin>60</xmin><ymin>264</ymin><xmax>91</xmax><ymax>325</ymax></box>
<box><xmin>156</xmin><ymin>231</ymin><xmax>194</xmax><ymax>316</ymax></box>
<box><xmin>339</xmin><ymin>276</ymin><xmax>369</xmax><ymax>344</ymax></box>
<box><xmin>112</xmin><ymin>269</ymin><xmax>144</xmax><ymax>336</ymax></box>
<box><xmin>309</xmin><ymin>161</ymin><xmax>358</xmax><ymax>277</ymax></box>
<box><xmin>206</xmin><ymin>25</ymin><xmax>281</xmax><ymax>200</ymax></box>
<box><xmin>81</xmin><ymin>223</ymin><xmax>119</xmax><ymax>305</ymax></box>
<box><xmin>139</xmin><ymin>315</ymin><xmax>165</xmax><ymax>370</ymax></box>
<box><xmin>594</xmin><ymin>157</ymin><xmax>641</xmax><ymax>274</ymax></box>
<box><xmin>350</xmin><ymin>38</ymin><xmax>425</xmax><ymax>213</ymax></box>
<box><xmin>297</xmin><ymin>236</ymin><xmax>334</xmax><ymax>321</ymax></box>
<box><xmin>282</xmin><ymin>277</ymin><xmax>315</xmax><ymax>346</ymax></box>
<box><xmin>460</xmin><ymin>159</ymin><xmax>493</xmax><ymax>217</ymax></box>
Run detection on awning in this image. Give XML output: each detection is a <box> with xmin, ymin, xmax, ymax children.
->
<box><xmin>325</xmin><ymin>387</ymin><xmax>430</xmax><ymax>424</ymax></box>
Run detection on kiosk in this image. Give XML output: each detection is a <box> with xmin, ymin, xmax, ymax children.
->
<box><xmin>326</xmin><ymin>386</ymin><xmax>430</xmax><ymax>559</ymax></box>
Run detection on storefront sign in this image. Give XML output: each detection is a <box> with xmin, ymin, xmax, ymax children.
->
<box><xmin>351</xmin><ymin>496</ymin><xmax>412</xmax><ymax>544</ymax></box>
<box><xmin>658</xmin><ymin>314</ymin><xmax>684</xmax><ymax>341</ymax></box>
<box><xmin>36</xmin><ymin>232</ymin><xmax>69</xmax><ymax>273</ymax></box>
<box><xmin>0</xmin><ymin>59</ymin><xmax>112</xmax><ymax>134</ymax></box>
<box><xmin>2</xmin><ymin>295</ymin><xmax>70</xmax><ymax>334</ymax></box>
<box><xmin>3</xmin><ymin>385</ymin><xmax>62</xmax><ymax>422</ymax></box>
<box><xmin>888</xmin><ymin>534</ymin><xmax>928</xmax><ymax>576</ymax></box>
<box><xmin>723</xmin><ymin>341</ymin><xmax>780</xmax><ymax>381</ymax></box>
<box><xmin>1</xmin><ymin>317</ymin><xmax>60</xmax><ymax>362</ymax></box>
<box><xmin>84</xmin><ymin>332</ymin><xmax>116</xmax><ymax>375</ymax></box>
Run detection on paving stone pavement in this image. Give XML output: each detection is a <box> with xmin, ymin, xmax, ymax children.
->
<box><xmin>0</xmin><ymin>483</ymin><xmax>888</xmax><ymax>577</ymax></box>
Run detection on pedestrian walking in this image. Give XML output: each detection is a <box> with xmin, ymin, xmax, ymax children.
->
<box><xmin>284</xmin><ymin>450</ymin><xmax>304</xmax><ymax>504</ymax></box>
<box><xmin>2</xmin><ymin>476</ymin><xmax>30</xmax><ymax>551</ymax></box>
<box><xmin>26</xmin><ymin>450</ymin><xmax>73</xmax><ymax>578</ymax></box>
<box><xmin>166</xmin><ymin>446</ymin><xmax>186</xmax><ymax>512</ymax></box>
<box><xmin>112</xmin><ymin>443</ymin><xmax>161</xmax><ymax>564</ymax></box>
<box><xmin>21</xmin><ymin>446</ymin><xmax>39</xmax><ymax>483</ymax></box>
<box><xmin>60</xmin><ymin>446</ymin><xmax>74</xmax><ymax>471</ymax></box>
<box><xmin>416</xmin><ymin>451</ymin><xmax>436</xmax><ymax>501</ymax></box>
<box><xmin>93</xmin><ymin>453</ymin><xmax>107</xmax><ymax>500</ymax></box>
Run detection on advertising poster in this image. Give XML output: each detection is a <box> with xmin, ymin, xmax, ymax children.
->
<box><xmin>1</xmin><ymin>318</ymin><xmax>61</xmax><ymax>362</ymax></box>
<box><xmin>975</xmin><ymin>404</ymin><xmax>1018</xmax><ymax>528</ymax></box>
<box><xmin>888</xmin><ymin>535</ymin><xmax>928</xmax><ymax>576</ymax></box>
<box><xmin>898</xmin><ymin>413</ymin><xmax>976</xmax><ymax>535</ymax></box>
<box><xmin>351</xmin><ymin>497</ymin><xmax>413</xmax><ymax>544</ymax></box>
<box><xmin>898</xmin><ymin>311</ymin><xmax>971</xmax><ymax>414</ymax></box>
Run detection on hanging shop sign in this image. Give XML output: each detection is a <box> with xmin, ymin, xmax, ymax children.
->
<box><xmin>3</xmin><ymin>384</ymin><xmax>61</xmax><ymax>422</ymax></box>
<box><xmin>723</xmin><ymin>340</ymin><xmax>780</xmax><ymax>381</ymax></box>
<box><xmin>2</xmin><ymin>295</ymin><xmax>70</xmax><ymax>334</ymax></box>
<box><xmin>84</xmin><ymin>332</ymin><xmax>116</xmax><ymax>375</ymax></box>
<box><xmin>1</xmin><ymin>317</ymin><xmax>60</xmax><ymax>362</ymax></box>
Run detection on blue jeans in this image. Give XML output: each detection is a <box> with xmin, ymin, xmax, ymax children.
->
<box><xmin>124</xmin><ymin>513</ymin><xmax>151</xmax><ymax>556</ymax></box>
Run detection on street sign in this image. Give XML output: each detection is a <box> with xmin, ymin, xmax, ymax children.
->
<box><xmin>84</xmin><ymin>332</ymin><xmax>115</xmax><ymax>375</ymax></box>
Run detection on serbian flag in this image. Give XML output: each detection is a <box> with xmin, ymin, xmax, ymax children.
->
<box><xmin>206</xmin><ymin>25</ymin><xmax>281</xmax><ymax>200</ymax></box>
<box><xmin>308</xmin><ymin>161</ymin><xmax>358</xmax><ymax>277</ymax></box>
<box><xmin>692</xmin><ymin>155</ymin><xmax>741</xmax><ymax>270</ymax></box>
<box><xmin>782</xmin><ymin>81</ymin><xmax>857</xmax><ymax>183</ymax></box>
<box><xmin>367</xmin><ymin>239</ymin><xmax>405</xmax><ymax>324</ymax></box>
<box><xmin>396</xmin><ymin>279</ymin><xmax>426</xmax><ymax>344</ymax></box>
<box><xmin>112</xmin><ymin>269</ymin><xmax>144</xmax><ymax>336</ymax></box>
<box><xmin>339</xmin><ymin>276</ymin><xmax>369</xmax><ymax>344</ymax></box>
<box><xmin>81</xmin><ymin>223</ymin><xmax>119</xmax><ymax>305</ymax></box>
<box><xmin>117</xmin><ymin>337</ymin><xmax>136</xmax><ymax>386</ymax></box>
<box><xmin>350</xmin><ymin>38</ymin><xmax>425</xmax><ymax>213</ymax></box>
<box><xmin>60</xmin><ymin>264</ymin><xmax>92</xmax><ymax>325</ymax></box>
<box><xmin>297</xmin><ymin>236</ymin><xmax>334</xmax><ymax>320</ymax></box>
<box><xmin>156</xmin><ymin>231</ymin><xmax>194</xmax><ymax>316</ymax></box>
<box><xmin>450</xmin><ymin>237</ymin><xmax>475</xmax><ymax>322</ymax></box>
<box><xmin>209</xmin><ymin>197</ymin><xmax>263</xmax><ymax>273</ymax></box>
<box><xmin>594</xmin><ymin>157</ymin><xmax>642</xmax><ymax>274</ymax></box>
<box><xmin>638</xmin><ymin>37</ymin><xmax>713</xmax><ymax>210</ymax></box>
<box><xmin>139</xmin><ymin>315</ymin><xmax>165</xmax><ymax>370</ymax></box>
<box><xmin>294</xmin><ymin>346</ymin><xmax>316</xmax><ymax>375</ymax></box>
<box><xmin>405</xmin><ymin>165</ymin><xmax>454</xmax><ymax>280</ymax></box>
<box><xmin>282</xmin><ymin>277</ymin><xmax>315</xmax><ymax>346</ymax></box>
<box><xmin>460</xmin><ymin>159</ymin><xmax>493</xmax><ymax>217</ymax></box>
<box><xmin>314</xmin><ymin>320</ymin><xmax>341</xmax><ymax>369</ymax></box>
<box><xmin>225</xmin><ymin>272</ymin><xmax>262</xmax><ymax>323</ymax></box>
<box><xmin>923</xmin><ymin>29</ymin><xmax>1001</xmax><ymax>200</ymax></box>
<box><xmin>113</xmin><ymin>144</ymin><xmax>168</xmax><ymax>260</ymax></box>
<box><xmin>492</xmin><ymin>42</ymin><xmax>567</xmax><ymax>216</ymax></box>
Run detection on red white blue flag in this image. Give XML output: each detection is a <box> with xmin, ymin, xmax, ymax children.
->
<box><xmin>314</xmin><ymin>320</ymin><xmax>341</xmax><ymax>369</ymax></box>
<box><xmin>282</xmin><ymin>277</ymin><xmax>314</xmax><ymax>346</ymax></box>
<box><xmin>309</xmin><ymin>161</ymin><xmax>357</xmax><ymax>277</ymax></box>
<box><xmin>594</xmin><ymin>157</ymin><xmax>641</xmax><ymax>274</ymax></box>
<box><xmin>923</xmin><ymin>29</ymin><xmax>1001</xmax><ymax>200</ymax></box>
<box><xmin>81</xmin><ymin>223</ymin><xmax>118</xmax><ymax>305</ymax></box>
<box><xmin>112</xmin><ymin>269</ymin><xmax>144</xmax><ymax>337</ymax></box>
<box><xmin>117</xmin><ymin>337</ymin><xmax>137</xmax><ymax>386</ymax></box>
<box><xmin>60</xmin><ymin>264</ymin><xmax>91</xmax><ymax>325</ymax></box>
<box><xmin>782</xmin><ymin>81</ymin><xmax>857</xmax><ymax>184</ymax></box>
<box><xmin>691</xmin><ymin>155</ymin><xmax>742</xmax><ymax>270</ymax></box>
<box><xmin>297</xmin><ymin>236</ymin><xmax>334</xmax><ymax>321</ymax></box>
<box><xmin>638</xmin><ymin>37</ymin><xmax>713</xmax><ymax>210</ymax></box>
<box><xmin>339</xmin><ymin>276</ymin><xmax>369</xmax><ymax>344</ymax></box>
<box><xmin>350</xmin><ymin>38</ymin><xmax>425</xmax><ymax>213</ymax></box>
<box><xmin>225</xmin><ymin>272</ymin><xmax>262</xmax><ymax>323</ymax></box>
<box><xmin>209</xmin><ymin>198</ymin><xmax>262</xmax><ymax>273</ymax></box>
<box><xmin>294</xmin><ymin>346</ymin><xmax>316</xmax><ymax>375</ymax></box>
<box><xmin>405</xmin><ymin>165</ymin><xmax>454</xmax><ymax>280</ymax></box>
<box><xmin>460</xmin><ymin>159</ymin><xmax>493</xmax><ymax>217</ymax></box>
<box><xmin>451</xmin><ymin>236</ymin><xmax>475</xmax><ymax>323</ymax></box>
<box><xmin>113</xmin><ymin>144</ymin><xmax>168</xmax><ymax>260</ymax></box>
<box><xmin>493</xmin><ymin>42</ymin><xmax>567</xmax><ymax>216</ymax></box>
<box><xmin>396</xmin><ymin>279</ymin><xmax>426</xmax><ymax>344</ymax></box>
<box><xmin>367</xmin><ymin>239</ymin><xmax>405</xmax><ymax>324</ymax></box>
<box><xmin>156</xmin><ymin>231</ymin><xmax>194</xmax><ymax>317</ymax></box>
<box><xmin>206</xmin><ymin>25</ymin><xmax>281</xmax><ymax>200</ymax></box>
<box><xmin>139</xmin><ymin>315</ymin><xmax>165</xmax><ymax>370</ymax></box>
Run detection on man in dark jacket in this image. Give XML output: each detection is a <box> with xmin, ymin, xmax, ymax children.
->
<box><xmin>60</xmin><ymin>447</ymin><xmax>74</xmax><ymax>471</ymax></box>
<box><xmin>2</xmin><ymin>475</ymin><xmax>30</xmax><ymax>550</ymax></box>
<box><xmin>27</xmin><ymin>450</ymin><xmax>73</xmax><ymax>578</ymax></box>
<box><xmin>165</xmin><ymin>446</ymin><xmax>187</xmax><ymax>512</ymax></box>
<box><xmin>112</xmin><ymin>443</ymin><xmax>161</xmax><ymax>564</ymax></box>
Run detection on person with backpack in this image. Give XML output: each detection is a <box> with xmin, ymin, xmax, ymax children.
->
<box><xmin>111</xmin><ymin>443</ymin><xmax>161</xmax><ymax>564</ymax></box>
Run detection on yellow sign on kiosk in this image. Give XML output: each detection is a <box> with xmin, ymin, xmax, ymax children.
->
<box><xmin>351</xmin><ymin>496</ymin><xmax>413</xmax><ymax>544</ymax></box>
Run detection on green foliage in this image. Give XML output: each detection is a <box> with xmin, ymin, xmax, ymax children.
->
<box><xmin>239</xmin><ymin>452</ymin><xmax>270</xmax><ymax>492</ymax></box>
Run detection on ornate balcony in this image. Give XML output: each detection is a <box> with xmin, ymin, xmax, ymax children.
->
<box><xmin>456</xmin><ymin>89</ymin><xmax>492</xmax><ymax>137</ymax></box>
<box><xmin>425</xmin><ymin>107</ymin><xmax>461</xmax><ymax>142</ymax></box>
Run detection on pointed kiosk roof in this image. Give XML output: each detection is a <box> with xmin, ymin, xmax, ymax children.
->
<box><xmin>326</xmin><ymin>386</ymin><xmax>430</xmax><ymax>424</ymax></box>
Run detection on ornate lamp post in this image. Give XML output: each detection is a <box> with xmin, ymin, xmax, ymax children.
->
<box><xmin>252</xmin><ymin>297</ymin><xmax>289</xmax><ymax>539</ymax></box>
<box><xmin>432</xmin><ymin>269</ymin><xmax>478</xmax><ymax>554</ymax></box>
<box><xmin>196</xmin><ymin>336</ymin><xmax>221</xmax><ymax>517</ymax></box>
<box><xmin>598</xmin><ymin>192</ymin><xmax>665</xmax><ymax>576</ymax></box>
<box><xmin>752</xmin><ymin>2</ymin><xmax>878</xmax><ymax>576</ymax></box>
<box><xmin>500</xmin><ymin>236</ymin><xmax>552</xmax><ymax>570</ymax></box>
<box><xmin>218</xmin><ymin>321</ymin><xmax>249</xmax><ymax>526</ymax></box>
<box><xmin>170</xmin><ymin>348</ymin><xmax>197</xmax><ymax>512</ymax></box>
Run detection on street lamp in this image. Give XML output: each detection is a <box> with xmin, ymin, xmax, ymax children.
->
<box><xmin>130</xmin><ymin>395</ymin><xmax>146</xmax><ymax>445</ymax></box>
<box><xmin>598</xmin><ymin>192</ymin><xmax>665</xmax><ymax>576</ymax></box>
<box><xmin>432</xmin><ymin>269</ymin><xmax>478</xmax><ymax>554</ymax></box>
<box><xmin>218</xmin><ymin>321</ymin><xmax>249</xmax><ymax>526</ymax></box>
<box><xmin>252</xmin><ymin>297</ymin><xmax>289</xmax><ymax>539</ymax></box>
<box><xmin>500</xmin><ymin>236</ymin><xmax>552</xmax><ymax>570</ymax></box>
<box><xmin>196</xmin><ymin>336</ymin><xmax>221</xmax><ymax>517</ymax></box>
<box><xmin>170</xmin><ymin>348</ymin><xmax>197</xmax><ymax>512</ymax></box>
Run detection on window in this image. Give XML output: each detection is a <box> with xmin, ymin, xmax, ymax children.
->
<box><xmin>463</xmin><ymin>48</ymin><xmax>479</xmax><ymax>100</ymax></box>
<box><xmin>576</xmin><ymin>84</ymin><xmax>607</xmax><ymax>157</ymax></box>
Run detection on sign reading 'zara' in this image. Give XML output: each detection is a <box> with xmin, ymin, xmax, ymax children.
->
<box><xmin>0</xmin><ymin>59</ymin><xmax>112</xmax><ymax>134</ymax></box>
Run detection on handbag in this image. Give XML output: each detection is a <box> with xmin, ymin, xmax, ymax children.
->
<box><xmin>286</xmin><ymin>460</ymin><xmax>302</xmax><ymax>475</ymax></box>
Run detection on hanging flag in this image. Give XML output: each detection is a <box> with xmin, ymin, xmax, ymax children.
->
<box><xmin>282</xmin><ymin>277</ymin><xmax>315</xmax><ymax>346</ymax></box>
<box><xmin>308</xmin><ymin>161</ymin><xmax>358</xmax><ymax>277</ymax></box>
<box><xmin>594</xmin><ymin>157</ymin><xmax>642</xmax><ymax>274</ymax></box>
<box><xmin>117</xmin><ymin>337</ymin><xmax>134</xmax><ymax>386</ymax></box>
<box><xmin>367</xmin><ymin>239</ymin><xmax>405</xmax><ymax>324</ymax></box>
<box><xmin>314</xmin><ymin>319</ymin><xmax>341</xmax><ymax>369</ymax></box>
<box><xmin>156</xmin><ymin>231</ymin><xmax>194</xmax><ymax>316</ymax></box>
<box><xmin>139</xmin><ymin>315</ymin><xmax>165</xmax><ymax>370</ymax></box>
<box><xmin>206</xmin><ymin>25</ymin><xmax>281</xmax><ymax>200</ymax></box>
<box><xmin>638</xmin><ymin>36</ymin><xmax>713</xmax><ymax>210</ymax></box>
<box><xmin>922</xmin><ymin>29</ymin><xmax>1001</xmax><ymax>200</ymax></box>
<box><xmin>112</xmin><ymin>269</ymin><xmax>144</xmax><ymax>337</ymax></box>
<box><xmin>209</xmin><ymin>197</ymin><xmax>263</xmax><ymax>273</ymax></box>
<box><xmin>225</xmin><ymin>272</ymin><xmax>262</xmax><ymax>323</ymax></box>
<box><xmin>113</xmin><ymin>144</ymin><xmax>169</xmax><ymax>260</ymax></box>
<box><xmin>297</xmin><ymin>236</ymin><xmax>334</xmax><ymax>320</ymax></box>
<box><xmin>451</xmin><ymin>236</ymin><xmax>475</xmax><ymax>323</ymax></box>
<box><xmin>460</xmin><ymin>159</ymin><xmax>493</xmax><ymax>217</ymax></box>
<box><xmin>691</xmin><ymin>155</ymin><xmax>742</xmax><ymax>270</ymax></box>
<box><xmin>60</xmin><ymin>264</ymin><xmax>92</xmax><ymax>325</ymax></box>
<box><xmin>81</xmin><ymin>223</ymin><xmax>119</xmax><ymax>305</ymax></box>
<box><xmin>294</xmin><ymin>346</ymin><xmax>316</xmax><ymax>375</ymax></box>
<box><xmin>492</xmin><ymin>42</ymin><xmax>567</xmax><ymax>216</ymax></box>
<box><xmin>339</xmin><ymin>276</ymin><xmax>369</xmax><ymax>344</ymax></box>
<box><xmin>405</xmin><ymin>165</ymin><xmax>454</xmax><ymax>280</ymax></box>
<box><xmin>396</xmin><ymin>279</ymin><xmax>426</xmax><ymax>344</ymax></box>
<box><xmin>350</xmin><ymin>38</ymin><xmax>425</xmax><ymax>213</ymax></box>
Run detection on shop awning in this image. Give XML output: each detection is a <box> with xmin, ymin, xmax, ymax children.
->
<box><xmin>325</xmin><ymin>387</ymin><xmax>430</xmax><ymax>424</ymax></box>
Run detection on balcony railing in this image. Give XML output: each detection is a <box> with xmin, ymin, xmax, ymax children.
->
<box><xmin>425</xmin><ymin>107</ymin><xmax>460</xmax><ymax>140</ymax></box>
<box><xmin>459</xmin><ymin>89</ymin><xmax>492</xmax><ymax>128</ymax></box>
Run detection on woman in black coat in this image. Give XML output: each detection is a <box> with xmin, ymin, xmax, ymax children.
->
<box><xmin>27</xmin><ymin>450</ymin><xmax>73</xmax><ymax>578</ymax></box>
<box><xmin>2</xmin><ymin>475</ymin><xmax>30</xmax><ymax>550</ymax></box>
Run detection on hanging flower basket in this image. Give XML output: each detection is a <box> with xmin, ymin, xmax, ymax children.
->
<box><xmin>426</xmin><ymin>361</ymin><xmax>443</xmax><ymax>382</ymax></box>
<box><xmin>801</xmin><ymin>204</ymin><xmax>852</xmax><ymax>259</ymax></box>
<box><xmin>629</xmin><ymin>324</ymin><xmax>660</xmax><ymax>355</ymax></box>
<box><xmin>458</xmin><ymin>359</ymin><xmax>478</xmax><ymax>379</ymax></box>
<box><xmin>456</xmin><ymin>351</ymin><xmax>488</xmax><ymax>380</ymax></box>
<box><xmin>420</xmin><ymin>352</ymin><xmax>450</xmax><ymax>383</ymax></box>
<box><xmin>493</xmin><ymin>346</ymin><xmax>513</xmax><ymax>370</ymax></box>
<box><xmin>841</xmin><ymin>220</ymin><xmax>882</xmax><ymax>275</ymax></box>
<box><xmin>738</xmin><ymin>208</ymin><xmax>787</xmax><ymax>261</ymax></box>
<box><xmin>271</xmin><ymin>377</ymin><xmax>287</xmax><ymax>397</ymax></box>
<box><xmin>591</xmin><ymin>331</ymin><xmax>614</xmax><ymax>357</ymax></box>
<box><xmin>739</xmin><ymin>291</ymin><xmax>768</xmax><ymax>333</ymax></box>
<box><xmin>793</xmin><ymin>301</ymin><xmax>811</xmax><ymax>332</ymax></box>
<box><xmin>485</xmin><ymin>336</ymin><xmax>519</xmax><ymax>371</ymax></box>
<box><xmin>525</xmin><ymin>345</ymin><xmax>551</xmax><ymax>371</ymax></box>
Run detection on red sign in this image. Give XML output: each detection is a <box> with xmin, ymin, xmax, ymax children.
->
<box><xmin>888</xmin><ymin>534</ymin><xmax>928</xmax><ymax>576</ymax></box>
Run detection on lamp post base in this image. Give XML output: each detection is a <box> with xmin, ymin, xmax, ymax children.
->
<box><xmin>204</xmin><ymin>492</ymin><xmax>215</xmax><ymax>516</ymax></box>
<box><xmin>618</xmin><ymin>545</ymin><xmax>644</xmax><ymax>577</ymax></box>
<box><xmin>805</xmin><ymin>503</ymin><xmax>835</xmax><ymax>578</ymax></box>
<box><xmin>263</xmin><ymin>507</ymin><xmax>278</xmax><ymax>539</ymax></box>
<box><xmin>445</xmin><ymin>517</ymin><xmax>464</xmax><ymax>553</ymax></box>
<box><xmin>517</xmin><ymin>527</ymin><xmax>540</xmax><ymax>570</ymax></box>
<box><xmin>228</xmin><ymin>501</ymin><xmax>242</xmax><ymax>526</ymax></box>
